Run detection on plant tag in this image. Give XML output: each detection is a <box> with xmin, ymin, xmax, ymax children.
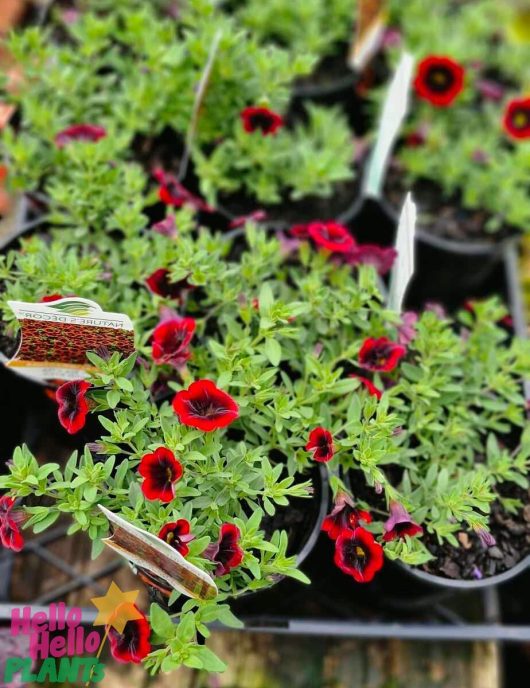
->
<box><xmin>388</xmin><ymin>193</ymin><xmax>416</xmax><ymax>312</ymax></box>
<box><xmin>99</xmin><ymin>506</ymin><xmax>218</xmax><ymax>601</ymax></box>
<box><xmin>4</xmin><ymin>297</ymin><xmax>134</xmax><ymax>384</ymax></box>
<box><xmin>363</xmin><ymin>52</ymin><xmax>414</xmax><ymax>199</ymax></box>
<box><xmin>348</xmin><ymin>0</ymin><xmax>387</xmax><ymax>71</ymax></box>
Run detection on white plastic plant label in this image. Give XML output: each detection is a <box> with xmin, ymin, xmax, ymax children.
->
<box><xmin>364</xmin><ymin>52</ymin><xmax>414</xmax><ymax>199</ymax></box>
<box><xmin>5</xmin><ymin>297</ymin><xmax>134</xmax><ymax>384</ymax></box>
<box><xmin>349</xmin><ymin>0</ymin><xmax>387</xmax><ymax>71</ymax></box>
<box><xmin>388</xmin><ymin>193</ymin><xmax>416</xmax><ymax>312</ymax></box>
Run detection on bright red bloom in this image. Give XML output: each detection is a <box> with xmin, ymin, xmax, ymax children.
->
<box><xmin>56</xmin><ymin>380</ymin><xmax>91</xmax><ymax>434</ymax></box>
<box><xmin>358</xmin><ymin>337</ymin><xmax>406</xmax><ymax>372</ymax></box>
<box><xmin>40</xmin><ymin>294</ymin><xmax>63</xmax><ymax>303</ymax></box>
<box><xmin>502</xmin><ymin>97</ymin><xmax>530</xmax><ymax>140</ymax></box>
<box><xmin>138</xmin><ymin>447</ymin><xmax>183</xmax><ymax>503</ymax></box>
<box><xmin>322</xmin><ymin>492</ymin><xmax>372</xmax><ymax>540</ymax></box>
<box><xmin>383</xmin><ymin>501</ymin><xmax>423</xmax><ymax>542</ymax></box>
<box><xmin>347</xmin><ymin>244</ymin><xmax>397</xmax><ymax>276</ymax></box>
<box><xmin>158</xmin><ymin>519</ymin><xmax>195</xmax><ymax>556</ymax></box>
<box><xmin>172</xmin><ymin>380</ymin><xmax>239</xmax><ymax>432</ymax></box>
<box><xmin>289</xmin><ymin>224</ymin><xmax>311</xmax><ymax>239</ymax></box>
<box><xmin>240</xmin><ymin>106</ymin><xmax>284</xmax><ymax>136</ymax></box>
<box><xmin>334</xmin><ymin>527</ymin><xmax>384</xmax><ymax>583</ymax></box>
<box><xmin>413</xmin><ymin>56</ymin><xmax>465</xmax><ymax>107</ymax></box>
<box><xmin>0</xmin><ymin>496</ymin><xmax>24</xmax><ymax>552</ymax></box>
<box><xmin>204</xmin><ymin>523</ymin><xmax>244</xmax><ymax>576</ymax></box>
<box><xmin>108</xmin><ymin>605</ymin><xmax>151</xmax><ymax>664</ymax></box>
<box><xmin>308</xmin><ymin>221</ymin><xmax>356</xmax><ymax>254</ymax></box>
<box><xmin>305</xmin><ymin>427</ymin><xmax>334</xmax><ymax>463</ymax></box>
<box><xmin>145</xmin><ymin>268</ymin><xmax>195</xmax><ymax>301</ymax></box>
<box><xmin>152</xmin><ymin>317</ymin><xmax>195</xmax><ymax>368</ymax></box>
<box><xmin>153</xmin><ymin>169</ymin><xmax>213</xmax><ymax>212</ymax></box>
<box><xmin>350</xmin><ymin>374</ymin><xmax>382</xmax><ymax>400</ymax></box>
<box><xmin>54</xmin><ymin>124</ymin><xmax>107</xmax><ymax>148</ymax></box>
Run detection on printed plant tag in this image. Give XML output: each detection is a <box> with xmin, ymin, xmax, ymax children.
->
<box><xmin>363</xmin><ymin>52</ymin><xmax>414</xmax><ymax>199</ymax></box>
<box><xmin>388</xmin><ymin>192</ymin><xmax>416</xmax><ymax>312</ymax></box>
<box><xmin>349</xmin><ymin>0</ymin><xmax>387</xmax><ymax>71</ymax></box>
<box><xmin>5</xmin><ymin>297</ymin><xmax>134</xmax><ymax>384</ymax></box>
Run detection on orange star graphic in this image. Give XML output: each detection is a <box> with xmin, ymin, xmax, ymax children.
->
<box><xmin>90</xmin><ymin>581</ymin><xmax>143</xmax><ymax>633</ymax></box>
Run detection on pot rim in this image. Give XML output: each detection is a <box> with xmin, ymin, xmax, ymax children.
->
<box><xmin>296</xmin><ymin>462</ymin><xmax>329</xmax><ymax>567</ymax></box>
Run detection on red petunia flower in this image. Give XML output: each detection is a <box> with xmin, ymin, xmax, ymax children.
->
<box><xmin>145</xmin><ymin>268</ymin><xmax>195</xmax><ymax>301</ymax></box>
<box><xmin>413</xmin><ymin>56</ymin><xmax>465</xmax><ymax>107</ymax></box>
<box><xmin>151</xmin><ymin>215</ymin><xmax>177</xmax><ymax>238</ymax></box>
<box><xmin>305</xmin><ymin>427</ymin><xmax>335</xmax><ymax>463</ymax></box>
<box><xmin>240</xmin><ymin>106</ymin><xmax>284</xmax><ymax>136</ymax></box>
<box><xmin>358</xmin><ymin>337</ymin><xmax>406</xmax><ymax>372</ymax></box>
<box><xmin>56</xmin><ymin>380</ymin><xmax>91</xmax><ymax>434</ymax></box>
<box><xmin>0</xmin><ymin>496</ymin><xmax>24</xmax><ymax>552</ymax></box>
<box><xmin>502</xmin><ymin>97</ymin><xmax>530</xmax><ymax>140</ymax></box>
<box><xmin>40</xmin><ymin>294</ymin><xmax>63</xmax><ymax>303</ymax></box>
<box><xmin>172</xmin><ymin>380</ymin><xmax>239</xmax><ymax>432</ymax></box>
<box><xmin>346</xmin><ymin>244</ymin><xmax>397</xmax><ymax>276</ymax></box>
<box><xmin>138</xmin><ymin>447</ymin><xmax>183</xmax><ymax>503</ymax></box>
<box><xmin>204</xmin><ymin>523</ymin><xmax>244</xmax><ymax>576</ymax></box>
<box><xmin>151</xmin><ymin>317</ymin><xmax>195</xmax><ymax>368</ymax></box>
<box><xmin>108</xmin><ymin>605</ymin><xmax>151</xmax><ymax>664</ymax></box>
<box><xmin>289</xmin><ymin>224</ymin><xmax>311</xmax><ymax>239</ymax></box>
<box><xmin>322</xmin><ymin>492</ymin><xmax>372</xmax><ymax>540</ymax></box>
<box><xmin>350</xmin><ymin>374</ymin><xmax>382</xmax><ymax>400</ymax></box>
<box><xmin>153</xmin><ymin>169</ymin><xmax>214</xmax><ymax>212</ymax></box>
<box><xmin>54</xmin><ymin>124</ymin><xmax>107</xmax><ymax>148</ymax></box>
<box><xmin>334</xmin><ymin>527</ymin><xmax>384</xmax><ymax>583</ymax></box>
<box><xmin>158</xmin><ymin>519</ymin><xmax>195</xmax><ymax>556</ymax></box>
<box><xmin>308</xmin><ymin>221</ymin><xmax>356</xmax><ymax>254</ymax></box>
<box><xmin>383</xmin><ymin>501</ymin><xmax>423</xmax><ymax>542</ymax></box>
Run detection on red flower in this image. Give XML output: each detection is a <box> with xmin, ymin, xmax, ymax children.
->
<box><xmin>154</xmin><ymin>169</ymin><xmax>213</xmax><ymax>212</ymax></box>
<box><xmin>56</xmin><ymin>380</ymin><xmax>91</xmax><ymax>434</ymax></box>
<box><xmin>413</xmin><ymin>56</ymin><xmax>465</xmax><ymax>107</ymax></box>
<box><xmin>502</xmin><ymin>97</ymin><xmax>530</xmax><ymax>140</ymax></box>
<box><xmin>204</xmin><ymin>523</ymin><xmax>244</xmax><ymax>576</ymax></box>
<box><xmin>358</xmin><ymin>337</ymin><xmax>406</xmax><ymax>372</ymax></box>
<box><xmin>158</xmin><ymin>519</ymin><xmax>195</xmax><ymax>556</ymax></box>
<box><xmin>0</xmin><ymin>496</ymin><xmax>24</xmax><ymax>552</ymax></box>
<box><xmin>138</xmin><ymin>447</ymin><xmax>183</xmax><ymax>503</ymax></box>
<box><xmin>240</xmin><ymin>106</ymin><xmax>284</xmax><ymax>136</ymax></box>
<box><xmin>383</xmin><ymin>501</ymin><xmax>423</xmax><ymax>542</ymax></box>
<box><xmin>289</xmin><ymin>224</ymin><xmax>311</xmax><ymax>239</ymax></box>
<box><xmin>350</xmin><ymin>374</ymin><xmax>382</xmax><ymax>400</ymax></box>
<box><xmin>308</xmin><ymin>221</ymin><xmax>356</xmax><ymax>254</ymax></box>
<box><xmin>151</xmin><ymin>215</ymin><xmax>177</xmax><ymax>238</ymax></box>
<box><xmin>145</xmin><ymin>268</ymin><xmax>195</xmax><ymax>301</ymax></box>
<box><xmin>172</xmin><ymin>380</ymin><xmax>239</xmax><ymax>432</ymax></box>
<box><xmin>347</xmin><ymin>244</ymin><xmax>397</xmax><ymax>276</ymax></box>
<box><xmin>40</xmin><ymin>294</ymin><xmax>63</xmax><ymax>303</ymax></box>
<box><xmin>54</xmin><ymin>124</ymin><xmax>107</xmax><ymax>148</ymax></box>
<box><xmin>305</xmin><ymin>427</ymin><xmax>334</xmax><ymax>463</ymax></box>
<box><xmin>322</xmin><ymin>492</ymin><xmax>372</xmax><ymax>540</ymax></box>
<box><xmin>152</xmin><ymin>317</ymin><xmax>195</xmax><ymax>368</ymax></box>
<box><xmin>108</xmin><ymin>605</ymin><xmax>151</xmax><ymax>664</ymax></box>
<box><xmin>334</xmin><ymin>527</ymin><xmax>384</xmax><ymax>583</ymax></box>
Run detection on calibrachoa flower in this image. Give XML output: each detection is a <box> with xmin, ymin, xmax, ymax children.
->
<box><xmin>308</xmin><ymin>221</ymin><xmax>356</xmax><ymax>254</ymax></box>
<box><xmin>358</xmin><ymin>337</ymin><xmax>406</xmax><ymax>372</ymax></box>
<box><xmin>0</xmin><ymin>496</ymin><xmax>24</xmax><ymax>552</ymax></box>
<box><xmin>56</xmin><ymin>380</ymin><xmax>91</xmax><ymax>434</ymax></box>
<box><xmin>347</xmin><ymin>244</ymin><xmax>397</xmax><ymax>276</ymax></box>
<box><xmin>334</xmin><ymin>527</ymin><xmax>384</xmax><ymax>583</ymax></box>
<box><xmin>502</xmin><ymin>97</ymin><xmax>530</xmax><ymax>140</ymax></box>
<box><xmin>172</xmin><ymin>380</ymin><xmax>239</xmax><ymax>432</ymax></box>
<box><xmin>289</xmin><ymin>224</ymin><xmax>311</xmax><ymax>239</ymax></box>
<box><xmin>154</xmin><ymin>169</ymin><xmax>213</xmax><ymax>212</ymax></box>
<box><xmin>397</xmin><ymin>311</ymin><xmax>418</xmax><ymax>346</ymax></box>
<box><xmin>229</xmin><ymin>210</ymin><xmax>267</xmax><ymax>228</ymax></box>
<box><xmin>138</xmin><ymin>447</ymin><xmax>183</xmax><ymax>503</ymax></box>
<box><xmin>322</xmin><ymin>492</ymin><xmax>372</xmax><ymax>540</ymax></box>
<box><xmin>145</xmin><ymin>268</ymin><xmax>195</xmax><ymax>301</ymax></box>
<box><xmin>383</xmin><ymin>501</ymin><xmax>423</xmax><ymax>542</ymax></box>
<box><xmin>305</xmin><ymin>427</ymin><xmax>335</xmax><ymax>463</ymax></box>
<box><xmin>54</xmin><ymin>124</ymin><xmax>107</xmax><ymax>148</ymax></box>
<box><xmin>476</xmin><ymin>78</ymin><xmax>504</xmax><ymax>102</ymax></box>
<box><xmin>474</xmin><ymin>526</ymin><xmax>496</xmax><ymax>548</ymax></box>
<box><xmin>40</xmin><ymin>294</ymin><xmax>63</xmax><ymax>302</ymax></box>
<box><xmin>413</xmin><ymin>56</ymin><xmax>465</xmax><ymax>107</ymax></box>
<box><xmin>240</xmin><ymin>106</ymin><xmax>284</xmax><ymax>136</ymax></box>
<box><xmin>204</xmin><ymin>523</ymin><xmax>244</xmax><ymax>576</ymax></box>
<box><xmin>350</xmin><ymin>374</ymin><xmax>382</xmax><ymax>400</ymax></box>
<box><xmin>151</xmin><ymin>215</ymin><xmax>177</xmax><ymax>238</ymax></box>
<box><xmin>108</xmin><ymin>605</ymin><xmax>151</xmax><ymax>664</ymax></box>
<box><xmin>151</xmin><ymin>317</ymin><xmax>196</xmax><ymax>368</ymax></box>
<box><xmin>158</xmin><ymin>519</ymin><xmax>195</xmax><ymax>556</ymax></box>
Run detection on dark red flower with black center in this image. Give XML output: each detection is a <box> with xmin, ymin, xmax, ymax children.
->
<box><xmin>350</xmin><ymin>374</ymin><xmax>382</xmax><ymax>400</ymax></box>
<box><xmin>308</xmin><ymin>221</ymin><xmax>356</xmax><ymax>254</ymax></box>
<box><xmin>0</xmin><ymin>496</ymin><xmax>24</xmax><ymax>552</ymax></box>
<box><xmin>158</xmin><ymin>519</ymin><xmax>195</xmax><ymax>556</ymax></box>
<box><xmin>358</xmin><ymin>337</ymin><xmax>406</xmax><ymax>372</ymax></box>
<box><xmin>54</xmin><ymin>124</ymin><xmax>107</xmax><ymax>148</ymax></box>
<box><xmin>108</xmin><ymin>605</ymin><xmax>151</xmax><ymax>664</ymax></box>
<box><xmin>413</xmin><ymin>56</ymin><xmax>465</xmax><ymax>107</ymax></box>
<box><xmin>334</xmin><ymin>527</ymin><xmax>384</xmax><ymax>583</ymax></box>
<box><xmin>305</xmin><ymin>427</ymin><xmax>334</xmax><ymax>463</ymax></box>
<box><xmin>152</xmin><ymin>317</ymin><xmax>195</xmax><ymax>368</ymax></box>
<box><xmin>138</xmin><ymin>447</ymin><xmax>183</xmax><ymax>502</ymax></box>
<box><xmin>145</xmin><ymin>268</ymin><xmax>195</xmax><ymax>301</ymax></box>
<box><xmin>322</xmin><ymin>493</ymin><xmax>372</xmax><ymax>540</ymax></box>
<box><xmin>383</xmin><ymin>501</ymin><xmax>423</xmax><ymax>542</ymax></box>
<box><xmin>346</xmin><ymin>244</ymin><xmax>397</xmax><ymax>276</ymax></box>
<box><xmin>289</xmin><ymin>224</ymin><xmax>311</xmax><ymax>239</ymax></box>
<box><xmin>502</xmin><ymin>97</ymin><xmax>530</xmax><ymax>140</ymax></box>
<box><xmin>153</xmin><ymin>169</ymin><xmax>213</xmax><ymax>212</ymax></box>
<box><xmin>240</xmin><ymin>106</ymin><xmax>284</xmax><ymax>136</ymax></box>
<box><xmin>204</xmin><ymin>523</ymin><xmax>244</xmax><ymax>576</ymax></box>
<box><xmin>56</xmin><ymin>380</ymin><xmax>91</xmax><ymax>434</ymax></box>
<box><xmin>40</xmin><ymin>294</ymin><xmax>63</xmax><ymax>303</ymax></box>
<box><xmin>172</xmin><ymin>380</ymin><xmax>239</xmax><ymax>432</ymax></box>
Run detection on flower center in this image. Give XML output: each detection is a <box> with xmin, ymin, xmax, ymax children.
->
<box><xmin>513</xmin><ymin>109</ymin><xmax>530</xmax><ymax>129</ymax></box>
<box><xmin>426</xmin><ymin>66</ymin><xmax>454</xmax><ymax>93</ymax></box>
<box><xmin>249</xmin><ymin>112</ymin><xmax>273</xmax><ymax>132</ymax></box>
